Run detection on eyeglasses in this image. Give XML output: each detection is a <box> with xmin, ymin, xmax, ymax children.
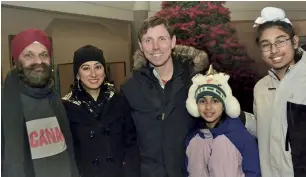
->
<box><xmin>260</xmin><ymin>38</ymin><xmax>291</xmax><ymax>52</ymax></box>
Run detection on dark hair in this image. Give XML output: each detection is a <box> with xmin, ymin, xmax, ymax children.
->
<box><xmin>255</xmin><ymin>21</ymin><xmax>296</xmax><ymax>44</ymax></box>
<box><xmin>255</xmin><ymin>21</ymin><xmax>303</xmax><ymax>63</ymax></box>
<box><xmin>138</xmin><ymin>16</ymin><xmax>174</xmax><ymax>41</ymax></box>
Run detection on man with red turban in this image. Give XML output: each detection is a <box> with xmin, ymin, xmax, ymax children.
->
<box><xmin>1</xmin><ymin>29</ymin><xmax>79</xmax><ymax>177</ymax></box>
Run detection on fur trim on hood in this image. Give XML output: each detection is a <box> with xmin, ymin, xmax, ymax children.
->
<box><xmin>132</xmin><ymin>45</ymin><xmax>209</xmax><ymax>72</ymax></box>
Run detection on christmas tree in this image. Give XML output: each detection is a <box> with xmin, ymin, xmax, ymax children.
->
<box><xmin>156</xmin><ymin>1</ymin><xmax>259</xmax><ymax>113</ymax></box>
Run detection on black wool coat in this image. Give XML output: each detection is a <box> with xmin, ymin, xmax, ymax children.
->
<box><xmin>62</xmin><ymin>84</ymin><xmax>140</xmax><ymax>177</ymax></box>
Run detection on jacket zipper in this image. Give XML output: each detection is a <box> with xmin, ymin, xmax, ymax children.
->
<box><xmin>161</xmin><ymin>113</ymin><xmax>165</xmax><ymax>120</ymax></box>
<box><xmin>161</xmin><ymin>70</ymin><xmax>184</xmax><ymax>121</ymax></box>
<box><xmin>269</xmin><ymin>67</ymin><xmax>293</xmax><ymax>151</ymax></box>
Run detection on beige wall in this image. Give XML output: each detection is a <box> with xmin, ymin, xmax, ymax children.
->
<box><xmin>1</xmin><ymin>1</ymin><xmax>135</xmax><ymax>21</ymax></box>
<box><xmin>2</xmin><ymin>6</ymin><xmax>306</xmax><ymax>81</ymax></box>
<box><xmin>148</xmin><ymin>1</ymin><xmax>306</xmax><ymax>20</ymax></box>
<box><xmin>1</xmin><ymin>6</ymin><xmax>132</xmax><ymax>79</ymax></box>
<box><xmin>3</xmin><ymin>2</ymin><xmax>306</xmax><ymax>22</ymax></box>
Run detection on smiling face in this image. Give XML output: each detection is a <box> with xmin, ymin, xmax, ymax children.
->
<box><xmin>259</xmin><ymin>27</ymin><xmax>299</xmax><ymax>71</ymax></box>
<box><xmin>138</xmin><ymin>24</ymin><xmax>176</xmax><ymax>67</ymax></box>
<box><xmin>197</xmin><ymin>96</ymin><xmax>223</xmax><ymax>128</ymax></box>
<box><xmin>77</xmin><ymin>61</ymin><xmax>105</xmax><ymax>90</ymax></box>
<box><xmin>16</xmin><ymin>42</ymin><xmax>52</xmax><ymax>87</ymax></box>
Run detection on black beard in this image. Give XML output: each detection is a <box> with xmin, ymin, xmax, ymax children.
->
<box><xmin>17</xmin><ymin>63</ymin><xmax>52</xmax><ymax>88</ymax></box>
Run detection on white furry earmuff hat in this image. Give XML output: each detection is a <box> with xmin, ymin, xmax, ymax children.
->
<box><xmin>186</xmin><ymin>65</ymin><xmax>241</xmax><ymax>118</ymax></box>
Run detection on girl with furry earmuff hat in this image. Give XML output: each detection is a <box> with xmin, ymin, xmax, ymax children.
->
<box><xmin>184</xmin><ymin>65</ymin><xmax>261</xmax><ymax>177</ymax></box>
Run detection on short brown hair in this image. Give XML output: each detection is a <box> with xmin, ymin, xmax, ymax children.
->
<box><xmin>138</xmin><ymin>16</ymin><xmax>174</xmax><ymax>41</ymax></box>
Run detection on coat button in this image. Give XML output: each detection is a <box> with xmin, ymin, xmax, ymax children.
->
<box><xmin>89</xmin><ymin>131</ymin><xmax>95</xmax><ymax>138</ymax></box>
<box><xmin>106</xmin><ymin>156</ymin><xmax>114</xmax><ymax>163</ymax></box>
<box><xmin>92</xmin><ymin>158</ymin><xmax>100</xmax><ymax>166</ymax></box>
<box><xmin>103</xmin><ymin>128</ymin><xmax>110</xmax><ymax>136</ymax></box>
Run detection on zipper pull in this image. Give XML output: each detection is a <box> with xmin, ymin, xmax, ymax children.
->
<box><xmin>162</xmin><ymin>113</ymin><xmax>165</xmax><ymax>120</ymax></box>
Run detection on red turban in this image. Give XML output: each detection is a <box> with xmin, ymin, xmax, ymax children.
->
<box><xmin>11</xmin><ymin>29</ymin><xmax>52</xmax><ymax>60</ymax></box>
